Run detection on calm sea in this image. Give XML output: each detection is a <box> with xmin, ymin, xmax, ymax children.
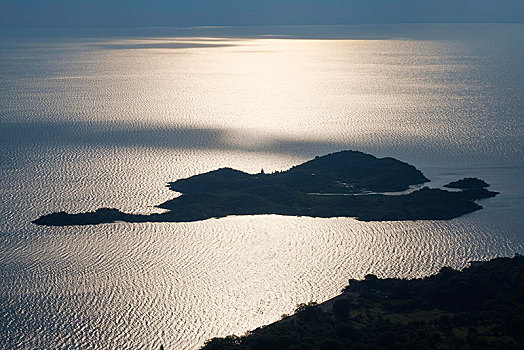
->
<box><xmin>0</xmin><ymin>24</ymin><xmax>523</xmax><ymax>349</ymax></box>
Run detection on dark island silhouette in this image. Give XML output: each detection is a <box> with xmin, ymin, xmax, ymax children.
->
<box><xmin>33</xmin><ymin>151</ymin><xmax>498</xmax><ymax>226</ymax></box>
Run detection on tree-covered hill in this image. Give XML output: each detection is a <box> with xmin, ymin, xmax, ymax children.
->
<box><xmin>202</xmin><ymin>255</ymin><xmax>524</xmax><ymax>350</ymax></box>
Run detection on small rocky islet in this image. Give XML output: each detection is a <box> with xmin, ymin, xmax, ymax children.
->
<box><xmin>33</xmin><ymin>150</ymin><xmax>498</xmax><ymax>226</ymax></box>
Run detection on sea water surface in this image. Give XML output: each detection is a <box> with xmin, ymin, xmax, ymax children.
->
<box><xmin>0</xmin><ymin>24</ymin><xmax>523</xmax><ymax>349</ymax></box>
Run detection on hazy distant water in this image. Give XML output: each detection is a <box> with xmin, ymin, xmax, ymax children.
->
<box><xmin>0</xmin><ymin>24</ymin><xmax>523</xmax><ymax>349</ymax></box>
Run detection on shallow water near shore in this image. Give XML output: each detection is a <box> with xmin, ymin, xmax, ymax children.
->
<box><xmin>0</xmin><ymin>24</ymin><xmax>523</xmax><ymax>349</ymax></box>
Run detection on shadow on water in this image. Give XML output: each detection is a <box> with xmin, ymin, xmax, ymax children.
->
<box><xmin>2</xmin><ymin>23</ymin><xmax>522</xmax><ymax>42</ymax></box>
<box><xmin>0</xmin><ymin>119</ymin><xmax>355</xmax><ymax>157</ymax></box>
<box><xmin>2</xmin><ymin>118</ymin><xmax>522</xmax><ymax>165</ymax></box>
<box><xmin>2</xmin><ymin>117</ymin><xmax>523</xmax><ymax>170</ymax></box>
<box><xmin>89</xmin><ymin>42</ymin><xmax>235</xmax><ymax>50</ymax></box>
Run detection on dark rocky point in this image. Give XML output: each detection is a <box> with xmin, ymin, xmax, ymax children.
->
<box><xmin>444</xmin><ymin>177</ymin><xmax>490</xmax><ymax>190</ymax></box>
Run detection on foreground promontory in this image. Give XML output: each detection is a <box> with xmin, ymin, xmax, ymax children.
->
<box><xmin>202</xmin><ymin>255</ymin><xmax>524</xmax><ymax>350</ymax></box>
<box><xmin>33</xmin><ymin>151</ymin><xmax>498</xmax><ymax>226</ymax></box>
